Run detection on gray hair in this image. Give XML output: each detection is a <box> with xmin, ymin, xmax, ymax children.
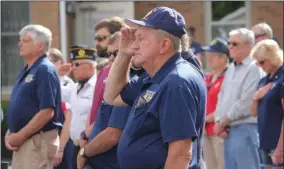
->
<box><xmin>229</xmin><ymin>28</ymin><xmax>255</xmax><ymax>45</ymax></box>
<box><xmin>153</xmin><ymin>29</ymin><xmax>181</xmax><ymax>53</ymax></box>
<box><xmin>252</xmin><ymin>22</ymin><xmax>273</xmax><ymax>38</ymax></box>
<box><xmin>19</xmin><ymin>24</ymin><xmax>52</xmax><ymax>53</ymax></box>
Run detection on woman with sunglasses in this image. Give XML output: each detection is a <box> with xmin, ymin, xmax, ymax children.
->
<box><xmin>251</xmin><ymin>39</ymin><xmax>284</xmax><ymax>169</ymax></box>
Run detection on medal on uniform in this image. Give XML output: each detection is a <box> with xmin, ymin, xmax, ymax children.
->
<box><xmin>25</xmin><ymin>74</ymin><xmax>34</xmax><ymax>83</ymax></box>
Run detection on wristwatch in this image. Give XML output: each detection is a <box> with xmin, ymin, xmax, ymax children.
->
<box><xmin>80</xmin><ymin>130</ymin><xmax>88</xmax><ymax>141</ymax></box>
<box><xmin>79</xmin><ymin>147</ymin><xmax>87</xmax><ymax>158</ymax></box>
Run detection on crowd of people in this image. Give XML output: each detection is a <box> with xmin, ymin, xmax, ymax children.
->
<box><xmin>3</xmin><ymin>6</ymin><xmax>284</xmax><ymax>169</ymax></box>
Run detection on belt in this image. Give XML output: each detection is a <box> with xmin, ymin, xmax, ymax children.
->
<box><xmin>73</xmin><ymin>140</ymin><xmax>80</xmax><ymax>146</ymax></box>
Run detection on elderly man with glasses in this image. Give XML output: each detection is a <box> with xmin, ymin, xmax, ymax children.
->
<box><xmin>251</xmin><ymin>22</ymin><xmax>273</xmax><ymax>45</ymax></box>
<box><xmin>67</xmin><ymin>45</ymin><xmax>98</xmax><ymax>169</ymax></box>
<box><xmin>213</xmin><ymin>28</ymin><xmax>265</xmax><ymax>169</ymax></box>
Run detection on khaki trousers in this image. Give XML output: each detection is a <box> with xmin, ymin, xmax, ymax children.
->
<box><xmin>203</xmin><ymin>134</ymin><xmax>225</xmax><ymax>169</ymax></box>
<box><xmin>12</xmin><ymin>129</ymin><xmax>59</xmax><ymax>169</ymax></box>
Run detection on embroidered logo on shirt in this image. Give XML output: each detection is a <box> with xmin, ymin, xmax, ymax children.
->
<box><xmin>25</xmin><ymin>74</ymin><xmax>34</xmax><ymax>83</ymax></box>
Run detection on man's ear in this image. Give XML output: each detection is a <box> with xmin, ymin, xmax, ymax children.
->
<box><xmin>36</xmin><ymin>41</ymin><xmax>45</xmax><ymax>53</ymax></box>
<box><xmin>159</xmin><ymin>38</ymin><xmax>172</xmax><ymax>54</ymax></box>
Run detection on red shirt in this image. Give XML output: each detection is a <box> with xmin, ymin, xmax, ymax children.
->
<box><xmin>61</xmin><ymin>102</ymin><xmax>70</xmax><ymax>113</ymax></box>
<box><xmin>89</xmin><ymin>65</ymin><xmax>111</xmax><ymax>124</ymax></box>
<box><xmin>205</xmin><ymin>71</ymin><xmax>226</xmax><ymax>135</ymax></box>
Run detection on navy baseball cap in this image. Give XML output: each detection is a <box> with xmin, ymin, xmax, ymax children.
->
<box><xmin>125</xmin><ymin>6</ymin><xmax>187</xmax><ymax>38</ymax></box>
<box><xmin>202</xmin><ymin>38</ymin><xmax>230</xmax><ymax>57</ymax></box>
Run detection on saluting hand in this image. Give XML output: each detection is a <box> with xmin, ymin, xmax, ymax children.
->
<box><xmin>119</xmin><ymin>27</ymin><xmax>136</xmax><ymax>58</ymax></box>
<box><xmin>58</xmin><ymin>63</ymin><xmax>72</xmax><ymax>76</ymax></box>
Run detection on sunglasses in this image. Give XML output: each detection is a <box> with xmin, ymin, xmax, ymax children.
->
<box><xmin>107</xmin><ymin>50</ymin><xmax>118</xmax><ymax>58</ymax></box>
<box><xmin>255</xmin><ymin>33</ymin><xmax>266</xmax><ymax>39</ymax></box>
<box><xmin>228</xmin><ymin>41</ymin><xmax>240</xmax><ymax>47</ymax></box>
<box><xmin>257</xmin><ymin>60</ymin><xmax>266</xmax><ymax>65</ymax></box>
<box><xmin>94</xmin><ymin>35</ymin><xmax>109</xmax><ymax>42</ymax></box>
<box><xmin>72</xmin><ymin>62</ymin><xmax>89</xmax><ymax>67</ymax></box>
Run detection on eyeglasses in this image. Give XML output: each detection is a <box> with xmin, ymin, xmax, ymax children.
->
<box><xmin>255</xmin><ymin>33</ymin><xmax>266</xmax><ymax>39</ymax></box>
<box><xmin>228</xmin><ymin>41</ymin><xmax>240</xmax><ymax>47</ymax></box>
<box><xmin>107</xmin><ymin>50</ymin><xmax>118</xmax><ymax>58</ymax></box>
<box><xmin>94</xmin><ymin>35</ymin><xmax>109</xmax><ymax>42</ymax></box>
<box><xmin>72</xmin><ymin>62</ymin><xmax>89</xmax><ymax>67</ymax></box>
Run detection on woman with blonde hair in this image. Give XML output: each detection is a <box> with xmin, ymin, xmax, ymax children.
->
<box><xmin>251</xmin><ymin>39</ymin><xmax>284</xmax><ymax>168</ymax></box>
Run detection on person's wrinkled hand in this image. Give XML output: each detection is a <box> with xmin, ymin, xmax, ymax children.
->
<box><xmin>85</xmin><ymin>126</ymin><xmax>93</xmax><ymax>139</ymax></box>
<box><xmin>5</xmin><ymin>133</ymin><xmax>19</xmax><ymax>151</ymax></box>
<box><xmin>58</xmin><ymin>63</ymin><xmax>72</xmax><ymax>76</ymax></box>
<box><xmin>272</xmin><ymin>149</ymin><xmax>284</xmax><ymax>166</ymax></box>
<box><xmin>8</xmin><ymin>132</ymin><xmax>27</xmax><ymax>148</ymax></box>
<box><xmin>53</xmin><ymin>151</ymin><xmax>64</xmax><ymax>167</ymax></box>
<box><xmin>79</xmin><ymin>139</ymin><xmax>88</xmax><ymax>148</ymax></box>
<box><xmin>217</xmin><ymin>128</ymin><xmax>230</xmax><ymax>139</ymax></box>
<box><xmin>119</xmin><ymin>27</ymin><xmax>136</xmax><ymax>58</ymax></box>
<box><xmin>77</xmin><ymin>153</ymin><xmax>87</xmax><ymax>169</ymax></box>
<box><xmin>253</xmin><ymin>83</ymin><xmax>273</xmax><ymax>101</ymax></box>
<box><xmin>213</xmin><ymin>122</ymin><xmax>224</xmax><ymax>135</ymax></box>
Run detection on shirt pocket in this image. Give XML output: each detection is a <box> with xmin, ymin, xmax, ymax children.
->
<box><xmin>127</xmin><ymin>104</ymin><xmax>149</xmax><ymax>138</ymax></box>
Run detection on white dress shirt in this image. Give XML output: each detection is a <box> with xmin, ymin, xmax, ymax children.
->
<box><xmin>60</xmin><ymin>75</ymin><xmax>74</xmax><ymax>103</ymax></box>
<box><xmin>69</xmin><ymin>74</ymin><xmax>96</xmax><ymax>141</ymax></box>
<box><xmin>214</xmin><ymin>56</ymin><xmax>265</xmax><ymax>125</ymax></box>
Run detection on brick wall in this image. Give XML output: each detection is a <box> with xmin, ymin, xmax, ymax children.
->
<box><xmin>135</xmin><ymin>1</ymin><xmax>205</xmax><ymax>45</ymax></box>
<box><xmin>30</xmin><ymin>2</ymin><xmax>60</xmax><ymax>49</ymax></box>
<box><xmin>251</xmin><ymin>2</ymin><xmax>284</xmax><ymax>48</ymax></box>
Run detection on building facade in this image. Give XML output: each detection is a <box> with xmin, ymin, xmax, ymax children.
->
<box><xmin>1</xmin><ymin>1</ymin><xmax>283</xmax><ymax>99</ymax></box>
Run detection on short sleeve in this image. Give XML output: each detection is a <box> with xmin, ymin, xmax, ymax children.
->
<box><xmin>159</xmin><ymin>84</ymin><xmax>198</xmax><ymax>143</ymax></box>
<box><xmin>120</xmin><ymin>74</ymin><xmax>145</xmax><ymax>106</ymax></box>
<box><xmin>281</xmin><ymin>81</ymin><xmax>284</xmax><ymax>99</ymax></box>
<box><xmin>108</xmin><ymin>106</ymin><xmax>131</xmax><ymax>129</ymax></box>
<box><xmin>36</xmin><ymin>67</ymin><xmax>60</xmax><ymax>110</ymax></box>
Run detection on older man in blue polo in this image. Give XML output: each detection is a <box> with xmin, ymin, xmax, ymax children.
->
<box><xmin>103</xmin><ymin>6</ymin><xmax>206</xmax><ymax>169</ymax></box>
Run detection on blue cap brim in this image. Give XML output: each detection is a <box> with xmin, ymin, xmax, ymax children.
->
<box><xmin>201</xmin><ymin>46</ymin><xmax>218</xmax><ymax>53</ymax></box>
<box><xmin>125</xmin><ymin>19</ymin><xmax>156</xmax><ymax>29</ymax></box>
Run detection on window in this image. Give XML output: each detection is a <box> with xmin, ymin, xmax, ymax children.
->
<box><xmin>205</xmin><ymin>1</ymin><xmax>251</xmax><ymax>43</ymax></box>
<box><xmin>1</xmin><ymin>2</ymin><xmax>30</xmax><ymax>92</ymax></box>
<box><xmin>203</xmin><ymin>1</ymin><xmax>251</xmax><ymax>71</ymax></box>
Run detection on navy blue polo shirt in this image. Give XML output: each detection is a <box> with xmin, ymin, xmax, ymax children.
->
<box><xmin>257</xmin><ymin>66</ymin><xmax>284</xmax><ymax>150</ymax></box>
<box><xmin>118</xmin><ymin>53</ymin><xmax>206</xmax><ymax>169</ymax></box>
<box><xmin>7</xmin><ymin>55</ymin><xmax>63</xmax><ymax>133</ymax></box>
<box><xmin>190</xmin><ymin>41</ymin><xmax>202</xmax><ymax>54</ymax></box>
<box><xmin>88</xmin><ymin>100</ymin><xmax>131</xmax><ymax>169</ymax></box>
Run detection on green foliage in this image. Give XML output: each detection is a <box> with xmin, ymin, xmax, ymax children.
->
<box><xmin>212</xmin><ymin>1</ymin><xmax>245</xmax><ymax>21</ymax></box>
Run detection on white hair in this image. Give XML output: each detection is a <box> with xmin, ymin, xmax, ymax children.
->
<box><xmin>252</xmin><ymin>22</ymin><xmax>273</xmax><ymax>38</ymax></box>
<box><xmin>153</xmin><ymin>29</ymin><xmax>181</xmax><ymax>53</ymax></box>
<box><xmin>19</xmin><ymin>24</ymin><xmax>52</xmax><ymax>53</ymax></box>
<box><xmin>229</xmin><ymin>28</ymin><xmax>255</xmax><ymax>45</ymax></box>
<box><xmin>251</xmin><ymin>39</ymin><xmax>283</xmax><ymax>67</ymax></box>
